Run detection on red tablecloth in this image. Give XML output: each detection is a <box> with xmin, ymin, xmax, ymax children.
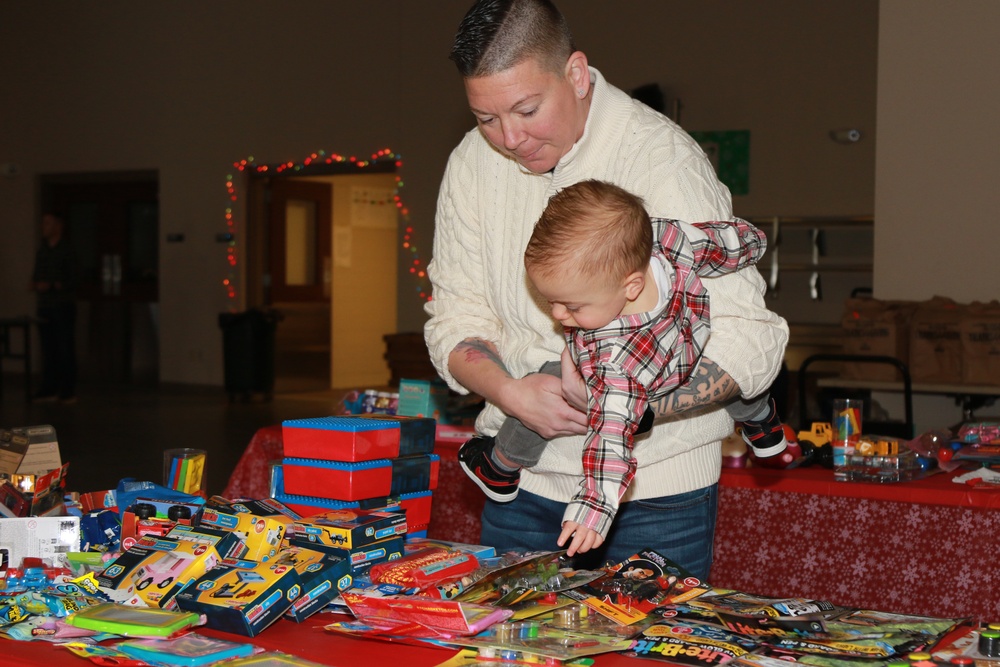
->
<box><xmin>224</xmin><ymin>425</ymin><xmax>1000</xmax><ymax>621</ymax></box>
<box><xmin>711</xmin><ymin>466</ymin><xmax>1000</xmax><ymax>621</ymax></box>
<box><xmin>4</xmin><ymin>613</ymin><xmax>639</xmax><ymax>667</ymax></box>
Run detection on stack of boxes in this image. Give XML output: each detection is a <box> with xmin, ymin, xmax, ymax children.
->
<box><xmin>273</xmin><ymin>414</ymin><xmax>439</xmax><ymax>540</ymax></box>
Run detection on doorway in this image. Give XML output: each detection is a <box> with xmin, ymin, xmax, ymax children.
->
<box><xmin>39</xmin><ymin>171</ymin><xmax>160</xmax><ymax>385</ymax></box>
<box><xmin>245</xmin><ymin>161</ymin><xmax>398</xmax><ymax>393</ymax></box>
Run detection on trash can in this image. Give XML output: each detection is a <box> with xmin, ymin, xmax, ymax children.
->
<box><xmin>218</xmin><ymin>308</ymin><xmax>281</xmax><ymax>402</ymax></box>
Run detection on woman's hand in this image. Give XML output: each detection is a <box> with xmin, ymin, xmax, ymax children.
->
<box><xmin>502</xmin><ymin>371</ymin><xmax>587</xmax><ymax>439</ymax></box>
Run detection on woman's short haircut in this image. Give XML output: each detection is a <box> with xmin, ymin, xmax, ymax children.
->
<box><xmin>525</xmin><ymin>180</ymin><xmax>653</xmax><ymax>288</ymax></box>
<box><xmin>450</xmin><ymin>0</ymin><xmax>575</xmax><ymax>78</ymax></box>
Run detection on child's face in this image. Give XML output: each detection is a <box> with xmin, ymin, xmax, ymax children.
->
<box><xmin>528</xmin><ymin>266</ymin><xmax>630</xmax><ymax>330</ymax></box>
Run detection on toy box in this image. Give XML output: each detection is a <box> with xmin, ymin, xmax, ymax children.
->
<box><xmin>288</xmin><ymin>533</ymin><xmax>404</xmax><ymax>576</ymax></box>
<box><xmin>276</xmin><ymin>489</ymin><xmax>433</xmax><ymax>529</ymax></box>
<box><xmin>0</xmin><ymin>424</ymin><xmax>61</xmax><ymax>479</ymax></box>
<box><xmin>0</xmin><ymin>515</ymin><xmax>79</xmax><ymax>569</ymax></box>
<box><xmin>97</xmin><ymin>535</ymin><xmax>221</xmax><ymax>609</ymax></box>
<box><xmin>282</xmin><ymin>415</ymin><xmax>436</xmax><ymax>462</ymax></box>
<box><xmin>396</xmin><ymin>379</ymin><xmax>450</xmax><ymax>422</ymax></box>
<box><xmin>78</xmin><ymin>489</ymin><xmax>118</xmax><ymax>513</ymax></box>
<box><xmin>174</xmin><ymin>556</ymin><xmax>302</xmax><ymax>636</ymax></box>
<box><xmin>286</xmin><ymin>508</ymin><xmax>406</xmax><ymax>550</ymax></box>
<box><xmin>198</xmin><ymin>505</ymin><xmax>287</xmax><ymax>562</ymax></box>
<box><xmin>165</xmin><ymin>522</ymin><xmax>246</xmax><ymax>561</ymax></box>
<box><xmin>120</xmin><ymin>496</ymin><xmax>203</xmax><ymax>550</ymax></box>
<box><xmin>271</xmin><ymin>465</ymin><xmax>433</xmax><ymax>527</ymax></box>
<box><xmin>278</xmin><ymin>544</ymin><xmax>353</xmax><ymax>622</ymax></box>
<box><xmin>208</xmin><ymin>496</ymin><xmax>301</xmax><ymax>522</ymax></box>
<box><xmin>281</xmin><ymin>454</ymin><xmax>439</xmax><ymax>501</ymax></box>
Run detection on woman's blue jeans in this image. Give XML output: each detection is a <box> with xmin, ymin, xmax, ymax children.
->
<box><xmin>479</xmin><ymin>484</ymin><xmax>718</xmax><ymax>581</ymax></box>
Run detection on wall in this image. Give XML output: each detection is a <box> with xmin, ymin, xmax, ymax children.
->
<box><xmin>0</xmin><ymin>1</ymin><xmax>879</xmax><ymax>386</ymax></box>
<box><xmin>874</xmin><ymin>0</ymin><xmax>1000</xmax><ymax>303</ymax></box>
<box><xmin>872</xmin><ymin>0</ymin><xmax>1000</xmax><ymax>428</ymax></box>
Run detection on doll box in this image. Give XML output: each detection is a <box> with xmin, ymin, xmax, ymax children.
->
<box><xmin>281</xmin><ymin>415</ymin><xmax>436</xmax><ymax>462</ymax></box>
<box><xmin>280</xmin><ymin>454</ymin><xmax>439</xmax><ymax>501</ymax></box>
<box><xmin>97</xmin><ymin>536</ymin><xmax>221</xmax><ymax>609</ymax></box>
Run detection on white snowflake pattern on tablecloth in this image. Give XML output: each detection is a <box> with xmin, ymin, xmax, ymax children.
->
<box><xmin>710</xmin><ymin>483</ymin><xmax>998</xmax><ymax>619</ymax></box>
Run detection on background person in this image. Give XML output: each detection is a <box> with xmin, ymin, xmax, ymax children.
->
<box><xmin>30</xmin><ymin>212</ymin><xmax>78</xmax><ymax>403</ymax></box>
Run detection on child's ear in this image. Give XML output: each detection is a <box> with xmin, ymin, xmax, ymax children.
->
<box><xmin>623</xmin><ymin>271</ymin><xmax>645</xmax><ymax>301</ymax></box>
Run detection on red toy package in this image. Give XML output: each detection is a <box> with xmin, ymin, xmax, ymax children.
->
<box><xmin>368</xmin><ymin>547</ymin><xmax>479</xmax><ymax>592</ymax></box>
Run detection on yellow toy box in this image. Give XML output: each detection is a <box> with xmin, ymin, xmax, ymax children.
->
<box><xmin>97</xmin><ymin>535</ymin><xmax>221</xmax><ymax>609</ymax></box>
<box><xmin>175</xmin><ymin>556</ymin><xmax>301</xmax><ymax>636</ymax></box>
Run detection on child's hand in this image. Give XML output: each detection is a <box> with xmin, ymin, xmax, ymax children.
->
<box><xmin>557</xmin><ymin>521</ymin><xmax>604</xmax><ymax>557</ymax></box>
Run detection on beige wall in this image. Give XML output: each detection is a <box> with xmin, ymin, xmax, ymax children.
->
<box><xmin>874</xmin><ymin>0</ymin><xmax>1000</xmax><ymax>303</ymax></box>
<box><xmin>1</xmin><ymin>1</ymin><xmax>879</xmax><ymax>385</ymax></box>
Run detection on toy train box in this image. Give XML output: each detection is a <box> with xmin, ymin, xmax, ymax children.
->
<box><xmin>277</xmin><ymin>544</ymin><xmax>353</xmax><ymax>622</ymax></box>
<box><xmin>285</xmin><ymin>508</ymin><xmax>406</xmax><ymax>551</ymax></box>
<box><xmin>174</xmin><ymin>556</ymin><xmax>301</xmax><ymax>636</ymax></box>
<box><xmin>287</xmin><ymin>533</ymin><xmax>404</xmax><ymax>576</ymax></box>
<box><xmin>282</xmin><ymin>415</ymin><xmax>436</xmax><ymax>462</ymax></box>
<box><xmin>281</xmin><ymin>454</ymin><xmax>439</xmax><ymax>501</ymax></box>
<box><xmin>198</xmin><ymin>499</ymin><xmax>293</xmax><ymax>563</ymax></box>
<box><xmin>271</xmin><ymin>464</ymin><xmax>433</xmax><ymax>528</ymax></box>
<box><xmin>97</xmin><ymin>535</ymin><xmax>221</xmax><ymax>609</ymax></box>
<box><xmin>203</xmin><ymin>496</ymin><xmax>301</xmax><ymax>522</ymax></box>
<box><xmin>165</xmin><ymin>523</ymin><xmax>246</xmax><ymax>561</ymax></box>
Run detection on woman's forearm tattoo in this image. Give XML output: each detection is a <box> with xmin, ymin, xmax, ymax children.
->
<box><xmin>455</xmin><ymin>338</ymin><xmax>510</xmax><ymax>375</ymax></box>
<box><xmin>649</xmin><ymin>358</ymin><xmax>739</xmax><ymax>418</ymax></box>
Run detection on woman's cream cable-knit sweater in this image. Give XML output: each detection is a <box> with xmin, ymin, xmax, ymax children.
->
<box><xmin>425</xmin><ymin>67</ymin><xmax>788</xmax><ymax>504</ymax></box>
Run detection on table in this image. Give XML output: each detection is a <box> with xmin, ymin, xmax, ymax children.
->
<box><xmin>5</xmin><ymin>613</ymin><xmax>640</xmax><ymax>667</ymax></box>
<box><xmin>226</xmin><ymin>425</ymin><xmax>1000</xmax><ymax>621</ymax></box>
<box><xmin>0</xmin><ymin>316</ymin><xmax>32</xmax><ymax>402</ymax></box>
<box><xmin>817</xmin><ymin>376</ymin><xmax>1000</xmax><ymax>421</ymax></box>
<box><xmin>711</xmin><ymin>466</ymin><xmax>1000</xmax><ymax>621</ymax></box>
<box><xmin>222</xmin><ymin>423</ymin><xmax>488</xmax><ymax>544</ymax></box>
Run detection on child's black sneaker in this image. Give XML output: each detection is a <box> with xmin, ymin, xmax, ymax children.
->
<box><xmin>457</xmin><ymin>435</ymin><xmax>520</xmax><ymax>503</ymax></box>
<box><xmin>740</xmin><ymin>398</ymin><xmax>789</xmax><ymax>458</ymax></box>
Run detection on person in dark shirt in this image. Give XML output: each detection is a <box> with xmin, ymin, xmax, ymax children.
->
<box><xmin>31</xmin><ymin>212</ymin><xmax>78</xmax><ymax>403</ymax></box>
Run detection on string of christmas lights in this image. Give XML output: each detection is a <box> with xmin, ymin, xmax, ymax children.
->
<box><xmin>223</xmin><ymin>148</ymin><xmax>430</xmax><ymax>307</ymax></box>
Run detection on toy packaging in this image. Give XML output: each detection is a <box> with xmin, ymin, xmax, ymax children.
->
<box><xmin>0</xmin><ymin>424</ymin><xmax>61</xmax><ymax>479</ymax></box>
<box><xmin>282</xmin><ymin>414</ymin><xmax>436</xmax><ymax>462</ymax></box>
<box><xmin>165</xmin><ymin>522</ymin><xmax>247</xmax><ymax>561</ymax></box>
<box><xmin>339</xmin><ymin>589</ymin><xmax>514</xmax><ymax>637</ymax></box>
<box><xmin>275</xmin><ymin>485</ymin><xmax>433</xmax><ymax>530</ymax></box>
<box><xmin>396</xmin><ymin>379</ymin><xmax>450</xmax><ymax>421</ymax></box>
<box><xmin>174</xmin><ymin>556</ymin><xmax>301</xmax><ymax>637</ymax></box>
<box><xmin>96</xmin><ymin>535</ymin><xmax>221</xmax><ymax>609</ymax></box>
<box><xmin>64</xmin><ymin>601</ymin><xmax>204</xmax><ymax>637</ymax></box>
<box><xmin>286</xmin><ymin>508</ymin><xmax>407</xmax><ymax>550</ymax></box>
<box><xmin>198</xmin><ymin>505</ymin><xmax>286</xmax><ymax>562</ymax></box>
<box><xmin>367</xmin><ymin>546</ymin><xmax>480</xmax><ymax>593</ymax></box>
<box><xmin>0</xmin><ymin>515</ymin><xmax>79</xmax><ymax>567</ymax></box>
<box><xmin>274</xmin><ymin>544</ymin><xmax>352</xmax><ymax>622</ymax></box>
<box><xmin>116</xmin><ymin>634</ymin><xmax>256</xmax><ymax>666</ymax></box>
<box><xmin>223</xmin><ymin>653</ymin><xmax>331</xmax><ymax>667</ymax></box>
<box><xmin>281</xmin><ymin>454</ymin><xmax>439</xmax><ymax>501</ymax></box>
<box><xmin>563</xmin><ymin>549</ymin><xmax>710</xmax><ymax>625</ymax></box>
